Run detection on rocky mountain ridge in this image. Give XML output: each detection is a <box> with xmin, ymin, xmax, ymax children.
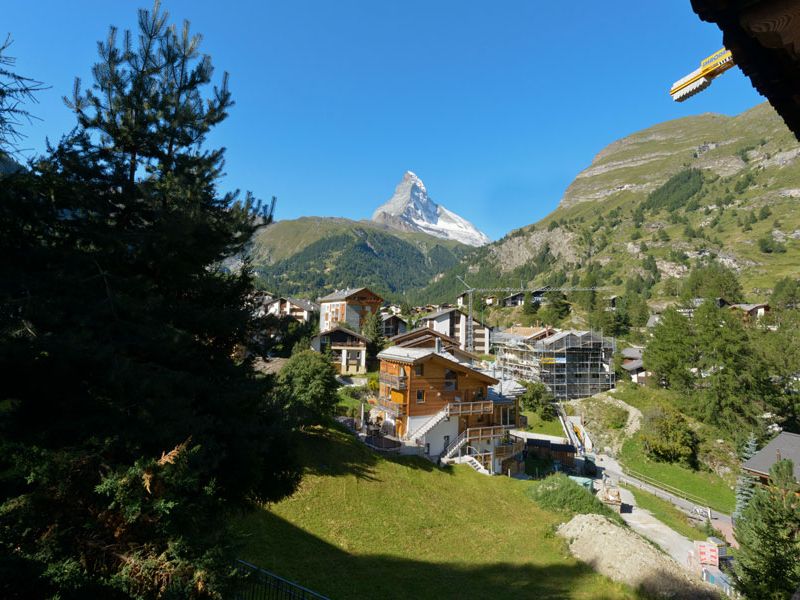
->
<box><xmin>371</xmin><ymin>171</ymin><xmax>490</xmax><ymax>247</ymax></box>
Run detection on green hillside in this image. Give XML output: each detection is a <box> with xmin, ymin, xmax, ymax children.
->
<box><xmin>235</xmin><ymin>426</ymin><xmax>637</xmax><ymax>599</ymax></box>
<box><xmin>417</xmin><ymin>102</ymin><xmax>800</xmax><ymax>304</ymax></box>
<box><xmin>252</xmin><ymin>217</ymin><xmax>469</xmax><ymax>300</ymax></box>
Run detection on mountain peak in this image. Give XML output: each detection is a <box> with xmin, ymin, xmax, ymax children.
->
<box><xmin>371</xmin><ymin>172</ymin><xmax>490</xmax><ymax>247</ymax></box>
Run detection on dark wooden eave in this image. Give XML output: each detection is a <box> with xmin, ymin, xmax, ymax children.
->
<box><xmin>691</xmin><ymin>0</ymin><xmax>800</xmax><ymax>139</ymax></box>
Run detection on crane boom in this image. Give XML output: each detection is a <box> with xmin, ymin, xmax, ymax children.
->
<box><xmin>670</xmin><ymin>48</ymin><xmax>735</xmax><ymax>102</ymax></box>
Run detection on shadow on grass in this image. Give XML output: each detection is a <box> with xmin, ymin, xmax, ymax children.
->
<box><xmin>235</xmin><ymin>510</ymin><xmax>640</xmax><ymax>600</ymax></box>
<box><xmin>297</xmin><ymin>423</ymin><xmax>454</xmax><ymax>482</ymax></box>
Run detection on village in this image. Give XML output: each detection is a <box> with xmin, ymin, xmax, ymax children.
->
<box><xmin>252</xmin><ymin>285</ymin><xmax>797</xmax><ymax>596</ymax></box>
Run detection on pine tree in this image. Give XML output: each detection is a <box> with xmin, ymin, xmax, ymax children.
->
<box><xmin>733</xmin><ymin>433</ymin><xmax>759</xmax><ymax>522</ymax></box>
<box><xmin>0</xmin><ymin>3</ymin><xmax>299</xmax><ymax>597</ymax></box>
<box><xmin>0</xmin><ymin>35</ymin><xmax>47</xmax><ymax>154</ymax></box>
<box><xmin>361</xmin><ymin>310</ymin><xmax>384</xmax><ymax>357</ymax></box>
<box><xmin>734</xmin><ymin>459</ymin><xmax>800</xmax><ymax>599</ymax></box>
<box><xmin>643</xmin><ymin>307</ymin><xmax>695</xmax><ymax>390</ymax></box>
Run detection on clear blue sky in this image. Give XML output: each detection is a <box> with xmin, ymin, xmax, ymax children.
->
<box><xmin>6</xmin><ymin>1</ymin><xmax>764</xmax><ymax>240</ymax></box>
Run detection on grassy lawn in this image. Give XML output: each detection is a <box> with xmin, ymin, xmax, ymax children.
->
<box><xmin>234</xmin><ymin>425</ymin><xmax>639</xmax><ymax>599</ymax></box>
<box><xmin>523</xmin><ymin>409</ymin><xmax>565</xmax><ymax>437</ymax></box>
<box><xmin>336</xmin><ymin>388</ymin><xmax>365</xmax><ymax>416</ymax></box>
<box><xmin>622</xmin><ymin>484</ymin><xmax>707</xmax><ymax>541</ymax></box>
<box><xmin>619</xmin><ymin>437</ymin><xmax>735</xmax><ymax>514</ymax></box>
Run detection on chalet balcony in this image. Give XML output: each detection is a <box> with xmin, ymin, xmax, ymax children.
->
<box><xmin>447</xmin><ymin>400</ymin><xmax>493</xmax><ymax>416</ymax></box>
<box><xmin>379</xmin><ymin>372</ymin><xmax>407</xmax><ymax>390</ymax></box>
<box><xmin>376</xmin><ymin>395</ymin><xmax>406</xmax><ymax>416</ymax></box>
<box><xmin>465</xmin><ymin>424</ymin><xmax>515</xmax><ymax>441</ymax></box>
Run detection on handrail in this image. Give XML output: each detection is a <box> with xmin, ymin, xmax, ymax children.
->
<box><xmin>236</xmin><ymin>559</ymin><xmax>330</xmax><ymax>599</ymax></box>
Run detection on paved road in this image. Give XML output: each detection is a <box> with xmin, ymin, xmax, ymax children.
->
<box><xmin>596</xmin><ymin>453</ymin><xmax>736</xmax><ymax>546</ymax></box>
<box><xmin>615</xmin><ymin>486</ymin><xmax>695</xmax><ymax>567</ymax></box>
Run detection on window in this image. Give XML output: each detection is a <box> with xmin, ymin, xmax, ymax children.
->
<box><xmin>416</xmin><ymin>390</ymin><xmax>425</xmax><ymax>403</ymax></box>
<box><xmin>414</xmin><ymin>364</ymin><xmax>424</xmax><ymax>376</ymax></box>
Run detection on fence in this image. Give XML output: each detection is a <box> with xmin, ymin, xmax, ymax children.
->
<box><xmin>236</xmin><ymin>559</ymin><xmax>330</xmax><ymax>600</ymax></box>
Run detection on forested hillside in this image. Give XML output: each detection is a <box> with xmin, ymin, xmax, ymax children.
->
<box><xmin>416</xmin><ymin>103</ymin><xmax>800</xmax><ymax>305</ymax></box>
<box><xmin>251</xmin><ymin>217</ymin><xmax>468</xmax><ymax>300</ymax></box>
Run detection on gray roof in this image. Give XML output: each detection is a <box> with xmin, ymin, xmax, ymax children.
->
<box><xmin>381</xmin><ymin>313</ymin><xmax>407</xmax><ymax>323</ymax></box>
<box><xmin>419</xmin><ymin>306</ymin><xmax>460</xmax><ymax>320</ymax></box>
<box><xmin>313</xmin><ymin>325</ymin><xmax>367</xmax><ymax>341</ymax></box>
<box><xmin>743</xmin><ymin>432</ymin><xmax>800</xmax><ymax>482</ymax></box>
<box><xmin>286</xmin><ymin>297</ymin><xmax>319</xmax><ymax>312</ymax></box>
<box><xmin>621</xmin><ymin>347</ymin><xmax>643</xmax><ymax>360</ymax></box>
<box><xmin>622</xmin><ymin>359</ymin><xmax>644</xmax><ymax>372</ymax></box>
<box><xmin>377</xmin><ymin>347</ymin><xmax>438</xmax><ymax>363</ymax></box>
<box><xmin>318</xmin><ymin>287</ymin><xmax>368</xmax><ymax>302</ymax></box>
<box><xmin>646</xmin><ymin>314</ymin><xmax>662</xmax><ymax>328</ymax></box>
<box><xmin>730</xmin><ymin>303</ymin><xmax>768</xmax><ymax>312</ymax></box>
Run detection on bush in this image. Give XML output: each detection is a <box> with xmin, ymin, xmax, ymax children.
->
<box><xmin>758</xmin><ymin>236</ymin><xmax>786</xmax><ymax>254</ymax></box>
<box><xmin>527</xmin><ymin>474</ymin><xmax>624</xmax><ymax>525</ymax></box>
<box><xmin>640</xmin><ymin>406</ymin><xmax>698</xmax><ymax>466</ymax></box>
<box><xmin>278</xmin><ymin>350</ymin><xmax>340</xmax><ymax>424</ymax></box>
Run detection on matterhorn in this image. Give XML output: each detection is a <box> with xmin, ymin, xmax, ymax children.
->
<box><xmin>371</xmin><ymin>171</ymin><xmax>490</xmax><ymax>247</ymax></box>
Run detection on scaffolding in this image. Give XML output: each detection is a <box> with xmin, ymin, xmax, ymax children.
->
<box><xmin>493</xmin><ymin>329</ymin><xmax>616</xmax><ymax>400</ymax></box>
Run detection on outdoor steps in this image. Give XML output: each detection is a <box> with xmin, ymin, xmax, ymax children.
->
<box><xmin>440</xmin><ymin>430</ymin><xmax>468</xmax><ymax>460</ymax></box>
<box><xmin>465</xmin><ymin>456</ymin><xmax>490</xmax><ymax>475</ymax></box>
<box><xmin>411</xmin><ymin>406</ymin><xmax>450</xmax><ymax>442</ymax></box>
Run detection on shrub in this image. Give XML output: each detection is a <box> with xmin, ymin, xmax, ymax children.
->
<box><xmin>527</xmin><ymin>474</ymin><xmax>624</xmax><ymax>525</ymax></box>
<box><xmin>640</xmin><ymin>406</ymin><xmax>698</xmax><ymax>466</ymax></box>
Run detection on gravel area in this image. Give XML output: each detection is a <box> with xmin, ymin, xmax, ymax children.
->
<box><xmin>557</xmin><ymin>514</ymin><xmax>718</xmax><ymax>599</ymax></box>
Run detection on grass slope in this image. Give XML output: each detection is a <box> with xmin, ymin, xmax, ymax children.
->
<box><xmin>235</xmin><ymin>426</ymin><xmax>638</xmax><ymax>599</ymax></box>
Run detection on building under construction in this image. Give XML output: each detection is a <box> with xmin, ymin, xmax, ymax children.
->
<box><xmin>492</xmin><ymin>329</ymin><xmax>615</xmax><ymax>400</ymax></box>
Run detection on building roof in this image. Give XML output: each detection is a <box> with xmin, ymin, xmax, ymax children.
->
<box><xmin>621</xmin><ymin>347</ymin><xmax>644</xmax><ymax>360</ymax></box>
<box><xmin>691</xmin><ymin>0</ymin><xmax>800</xmax><ymax>139</ymax></box>
<box><xmin>390</xmin><ymin>327</ymin><xmax>456</xmax><ymax>343</ymax></box>
<box><xmin>381</xmin><ymin>313</ymin><xmax>407</xmax><ymax>323</ymax></box>
<box><xmin>317</xmin><ymin>287</ymin><xmax>382</xmax><ymax>303</ymax></box>
<box><xmin>729</xmin><ymin>303</ymin><xmax>769</xmax><ymax>313</ymax></box>
<box><xmin>313</xmin><ymin>325</ymin><xmax>367</xmax><ymax>341</ymax></box>
<box><xmin>503</xmin><ymin>326</ymin><xmax>554</xmax><ymax>340</ymax></box>
<box><xmin>418</xmin><ymin>306</ymin><xmax>460</xmax><ymax>320</ymax></box>
<box><xmin>621</xmin><ymin>359</ymin><xmax>644</xmax><ymax>372</ymax></box>
<box><xmin>743</xmin><ymin>432</ymin><xmax>800</xmax><ymax>482</ymax></box>
<box><xmin>646</xmin><ymin>314</ymin><xmax>662</xmax><ymax>328</ymax></box>
<box><xmin>377</xmin><ymin>347</ymin><xmax>498</xmax><ymax>384</ymax></box>
<box><xmin>280</xmin><ymin>297</ymin><xmax>319</xmax><ymax>312</ymax></box>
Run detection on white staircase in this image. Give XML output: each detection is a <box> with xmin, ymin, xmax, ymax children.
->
<box><xmin>440</xmin><ymin>429</ymin><xmax>468</xmax><ymax>460</ymax></box>
<box><xmin>465</xmin><ymin>456</ymin><xmax>491</xmax><ymax>475</ymax></box>
<box><xmin>410</xmin><ymin>405</ymin><xmax>450</xmax><ymax>442</ymax></box>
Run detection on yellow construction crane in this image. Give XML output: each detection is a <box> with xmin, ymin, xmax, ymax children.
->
<box><xmin>670</xmin><ymin>48</ymin><xmax>735</xmax><ymax>102</ymax></box>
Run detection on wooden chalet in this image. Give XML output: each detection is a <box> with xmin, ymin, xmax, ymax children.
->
<box><xmin>742</xmin><ymin>431</ymin><xmax>800</xmax><ymax>485</ymax></box>
<box><xmin>388</xmin><ymin>327</ymin><xmax>481</xmax><ymax>365</ymax></box>
<box><xmin>375</xmin><ymin>346</ymin><xmax>522</xmax><ymax>473</ymax></box>
<box><xmin>380</xmin><ymin>314</ymin><xmax>408</xmax><ymax>338</ymax></box>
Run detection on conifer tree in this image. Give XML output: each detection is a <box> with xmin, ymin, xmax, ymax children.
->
<box><xmin>643</xmin><ymin>307</ymin><xmax>695</xmax><ymax>390</ymax></box>
<box><xmin>734</xmin><ymin>459</ymin><xmax>800</xmax><ymax>599</ymax></box>
<box><xmin>0</xmin><ymin>3</ymin><xmax>299</xmax><ymax>597</ymax></box>
<box><xmin>361</xmin><ymin>310</ymin><xmax>384</xmax><ymax>357</ymax></box>
<box><xmin>733</xmin><ymin>433</ymin><xmax>758</xmax><ymax>522</ymax></box>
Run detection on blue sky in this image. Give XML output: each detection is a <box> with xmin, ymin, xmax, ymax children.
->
<box><xmin>6</xmin><ymin>1</ymin><xmax>764</xmax><ymax>240</ymax></box>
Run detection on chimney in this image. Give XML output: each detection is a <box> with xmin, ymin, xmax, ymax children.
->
<box><xmin>777</xmin><ymin>449</ymin><xmax>782</xmax><ymax>462</ymax></box>
<box><xmin>435</xmin><ymin>337</ymin><xmax>442</xmax><ymax>354</ymax></box>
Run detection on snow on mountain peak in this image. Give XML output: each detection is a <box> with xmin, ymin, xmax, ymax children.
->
<box><xmin>371</xmin><ymin>172</ymin><xmax>490</xmax><ymax>247</ymax></box>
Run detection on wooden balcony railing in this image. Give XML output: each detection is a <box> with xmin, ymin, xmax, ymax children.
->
<box><xmin>376</xmin><ymin>395</ymin><xmax>406</xmax><ymax>416</ymax></box>
<box><xmin>447</xmin><ymin>401</ymin><xmax>493</xmax><ymax>416</ymax></box>
<box><xmin>465</xmin><ymin>425</ymin><xmax>514</xmax><ymax>441</ymax></box>
<box><xmin>379</xmin><ymin>372</ymin><xmax>407</xmax><ymax>390</ymax></box>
